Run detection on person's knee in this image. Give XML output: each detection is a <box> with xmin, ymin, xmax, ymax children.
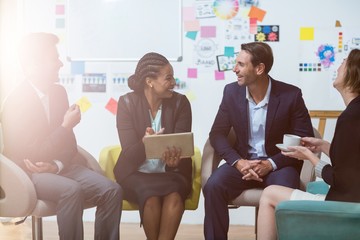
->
<box><xmin>65</xmin><ymin>182</ymin><xmax>84</xmax><ymax>202</ymax></box>
<box><xmin>144</xmin><ymin>196</ymin><xmax>161</xmax><ymax>210</ymax></box>
<box><xmin>203</xmin><ymin>174</ymin><xmax>223</xmax><ymax>196</ymax></box>
<box><xmin>260</xmin><ymin>185</ymin><xmax>276</xmax><ymax>205</ymax></box>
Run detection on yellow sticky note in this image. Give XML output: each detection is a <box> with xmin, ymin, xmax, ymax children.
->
<box><xmin>76</xmin><ymin>96</ymin><xmax>92</xmax><ymax>113</ymax></box>
<box><xmin>300</xmin><ymin>27</ymin><xmax>314</xmax><ymax>40</ymax></box>
<box><xmin>185</xmin><ymin>91</ymin><xmax>196</xmax><ymax>102</ymax></box>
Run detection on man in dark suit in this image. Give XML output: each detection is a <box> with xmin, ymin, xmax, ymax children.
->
<box><xmin>203</xmin><ymin>42</ymin><xmax>314</xmax><ymax>240</ymax></box>
<box><xmin>1</xmin><ymin>32</ymin><xmax>122</xmax><ymax>240</ymax></box>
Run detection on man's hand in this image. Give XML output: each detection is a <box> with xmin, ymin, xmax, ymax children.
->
<box><xmin>252</xmin><ymin>160</ymin><xmax>273</xmax><ymax>177</ymax></box>
<box><xmin>24</xmin><ymin>159</ymin><xmax>58</xmax><ymax>174</ymax></box>
<box><xmin>61</xmin><ymin>104</ymin><xmax>81</xmax><ymax>130</ymax></box>
<box><xmin>235</xmin><ymin>159</ymin><xmax>263</xmax><ymax>182</ymax></box>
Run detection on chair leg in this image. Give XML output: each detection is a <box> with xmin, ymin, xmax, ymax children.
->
<box><xmin>255</xmin><ymin>207</ymin><xmax>258</xmax><ymax>240</ymax></box>
<box><xmin>32</xmin><ymin>216</ymin><xmax>43</xmax><ymax>240</ymax></box>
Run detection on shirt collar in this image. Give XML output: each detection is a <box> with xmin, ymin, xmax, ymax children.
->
<box><xmin>28</xmin><ymin>80</ymin><xmax>46</xmax><ymax>99</ymax></box>
<box><xmin>246</xmin><ymin>77</ymin><xmax>272</xmax><ymax>107</ymax></box>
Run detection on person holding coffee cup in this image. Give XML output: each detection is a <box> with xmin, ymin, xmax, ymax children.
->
<box><xmin>257</xmin><ymin>48</ymin><xmax>360</xmax><ymax>240</ymax></box>
<box><xmin>203</xmin><ymin>42</ymin><xmax>314</xmax><ymax>240</ymax></box>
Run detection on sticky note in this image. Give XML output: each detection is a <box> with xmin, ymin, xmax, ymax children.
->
<box><xmin>249</xmin><ymin>18</ymin><xmax>257</xmax><ymax>34</ymax></box>
<box><xmin>187</xmin><ymin>68</ymin><xmax>198</xmax><ymax>78</ymax></box>
<box><xmin>186</xmin><ymin>31</ymin><xmax>198</xmax><ymax>40</ymax></box>
<box><xmin>55</xmin><ymin>5</ymin><xmax>65</xmax><ymax>15</ymax></box>
<box><xmin>224</xmin><ymin>46</ymin><xmax>235</xmax><ymax>57</ymax></box>
<box><xmin>183</xmin><ymin>6</ymin><xmax>196</xmax><ymax>21</ymax></box>
<box><xmin>185</xmin><ymin>90</ymin><xmax>196</xmax><ymax>101</ymax></box>
<box><xmin>105</xmin><ymin>98</ymin><xmax>118</xmax><ymax>115</ymax></box>
<box><xmin>248</xmin><ymin>6</ymin><xmax>266</xmax><ymax>22</ymax></box>
<box><xmin>55</xmin><ymin>18</ymin><xmax>65</xmax><ymax>28</ymax></box>
<box><xmin>71</xmin><ymin>61</ymin><xmax>85</xmax><ymax>75</ymax></box>
<box><xmin>201</xmin><ymin>26</ymin><xmax>216</xmax><ymax>38</ymax></box>
<box><xmin>300</xmin><ymin>27</ymin><xmax>314</xmax><ymax>40</ymax></box>
<box><xmin>184</xmin><ymin>20</ymin><xmax>200</xmax><ymax>32</ymax></box>
<box><xmin>76</xmin><ymin>96</ymin><xmax>92</xmax><ymax>113</ymax></box>
<box><xmin>215</xmin><ymin>70</ymin><xmax>225</xmax><ymax>80</ymax></box>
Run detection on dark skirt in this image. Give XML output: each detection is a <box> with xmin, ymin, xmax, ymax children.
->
<box><xmin>121</xmin><ymin>171</ymin><xmax>191</xmax><ymax>223</ymax></box>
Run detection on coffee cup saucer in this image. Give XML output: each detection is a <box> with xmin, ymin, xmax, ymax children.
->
<box><xmin>276</xmin><ymin>143</ymin><xmax>292</xmax><ymax>152</ymax></box>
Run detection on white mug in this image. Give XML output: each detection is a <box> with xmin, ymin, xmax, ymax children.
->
<box><xmin>283</xmin><ymin>134</ymin><xmax>301</xmax><ymax>147</ymax></box>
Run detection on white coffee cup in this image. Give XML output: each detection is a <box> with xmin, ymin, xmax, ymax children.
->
<box><xmin>283</xmin><ymin>134</ymin><xmax>301</xmax><ymax>148</ymax></box>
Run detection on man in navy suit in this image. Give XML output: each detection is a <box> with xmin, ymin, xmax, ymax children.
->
<box><xmin>203</xmin><ymin>42</ymin><xmax>314</xmax><ymax>240</ymax></box>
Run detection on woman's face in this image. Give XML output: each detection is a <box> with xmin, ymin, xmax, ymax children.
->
<box><xmin>333</xmin><ymin>58</ymin><xmax>347</xmax><ymax>92</ymax></box>
<box><xmin>149</xmin><ymin>63</ymin><xmax>176</xmax><ymax>99</ymax></box>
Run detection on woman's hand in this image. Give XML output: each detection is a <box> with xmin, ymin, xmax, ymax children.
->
<box><xmin>282</xmin><ymin>146</ymin><xmax>320</xmax><ymax>166</ymax></box>
<box><xmin>142</xmin><ymin>127</ymin><xmax>165</xmax><ymax>142</ymax></box>
<box><xmin>162</xmin><ymin>146</ymin><xmax>182</xmax><ymax>168</ymax></box>
<box><xmin>301</xmin><ymin>137</ymin><xmax>330</xmax><ymax>156</ymax></box>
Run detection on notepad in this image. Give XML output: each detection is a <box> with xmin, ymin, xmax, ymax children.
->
<box><xmin>143</xmin><ymin>132</ymin><xmax>194</xmax><ymax>159</ymax></box>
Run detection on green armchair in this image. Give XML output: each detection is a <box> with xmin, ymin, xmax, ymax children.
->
<box><xmin>275</xmin><ymin>181</ymin><xmax>360</xmax><ymax>240</ymax></box>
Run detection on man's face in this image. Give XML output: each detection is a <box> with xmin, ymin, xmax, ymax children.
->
<box><xmin>232</xmin><ymin>50</ymin><xmax>258</xmax><ymax>87</ymax></box>
<box><xmin>29</xmin><ymin>45</ymin><xmax>63</xmax><ymax>92</ymax></box>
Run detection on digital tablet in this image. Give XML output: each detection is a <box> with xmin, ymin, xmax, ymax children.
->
<box><xmin>143</xmin><ymin>132</ymin><xmax>194</xmax><ymax>159</ymax></box>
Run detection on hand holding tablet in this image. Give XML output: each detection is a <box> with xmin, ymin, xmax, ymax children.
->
<box><xmin>143</xmin><ymin>132</ymin><xmax>194</xmax><ymax>159</ymax></box>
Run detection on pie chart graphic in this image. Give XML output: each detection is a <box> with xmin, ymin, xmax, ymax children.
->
<box><xmin>213</xmin><ymin>0</ymin><xmax>239</xmax><ymax>20</ymax></box>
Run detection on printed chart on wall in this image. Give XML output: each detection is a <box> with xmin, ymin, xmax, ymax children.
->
<box><xmin>298</xmin><ymin>26</ymin><xmax>360</xmax><ymax>110</ymax></box>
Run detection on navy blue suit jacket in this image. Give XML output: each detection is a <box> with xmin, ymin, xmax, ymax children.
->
<box><xmin>209</xmin><ymin>78</ymin><xmax>314</xmax><ymax>173</ymax></box>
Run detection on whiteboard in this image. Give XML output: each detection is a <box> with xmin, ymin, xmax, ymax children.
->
<box><xmin>66</xmin><ymin>0</ymin><xmax>183</xmax><ymax>62</ymax></box>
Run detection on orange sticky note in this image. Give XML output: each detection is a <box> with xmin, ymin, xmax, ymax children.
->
<box><xmin>105</xmin><ymin>98</ymin><xmax>118</xmax><ymax>115</ymax></box>
<box><xmin>248</xmin><ymin>6</ymin><xmax>266</xmax><ymax>22</ymax></box>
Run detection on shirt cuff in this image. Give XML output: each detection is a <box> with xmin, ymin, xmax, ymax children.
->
<box><xmin>231</xmin><ymin>159</ymin><xmax>239</xmax><ymax>167</ymax></box>
<box><xmin>315</xmin><ymin>160</ymin><xmax>329</xmax><ymax>178</ymax></box>
<box><xmin>53</xmin><ymin>160</ymin><xmax>64</xmax><ymax>174</ymax></box>
<box><xmin>267</xmin><ymin>158</ymin><xmax>277</xmax><ymax>171</ymax></box>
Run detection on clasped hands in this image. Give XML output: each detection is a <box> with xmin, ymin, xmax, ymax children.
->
<box><xmin>143</xmin><ymin>127</ymin><xmax>182</xmax><ymax>168</ymax></box>
<box><xmin>235</xmin><ymin>159</ymin><xmax>273</xmax><ymax>182</ymax></box>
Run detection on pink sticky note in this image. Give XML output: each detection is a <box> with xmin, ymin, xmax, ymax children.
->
<box><xmin>215</xmin><ymin>70</ymin><xmax>225</xmax><ymax>80</ymax></box>
<box><xmin>183</xmin><ymin>6</ymin><xmax>196</xmax><ymax>21</ymax></box>
<box><xmin>184</xmin><ymin>20</ymin><xmax>200</xmax><ymax>32</ymax></box>
<box><xmin>249</xmin><ymin>18</ymin><xmax>258</xmax><ymax>34</ymax></box>
<box><xmin>188</xmin><ymin>68</ymin><xmax>198</xmax><ymax>78</ymax></box>
<box><xmin>201</xmin><ymin>26</ymin><xmax>216</xmax><ymax>38</ymax></box>
<box><xmin>56</xmin><ymin>5</ymin><xmax>65</xmax><ymax>15</ymax></box>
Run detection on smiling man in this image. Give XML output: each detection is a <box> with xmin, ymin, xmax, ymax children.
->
<box><xmin>203</xmin><ymin>42</ymin><xmax>314</xmax><ymax>240</ymax></box>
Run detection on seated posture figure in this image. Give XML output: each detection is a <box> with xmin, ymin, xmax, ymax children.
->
<box><xmin>203</xmin><ymin>42</ymin><xmax>313</xmax><ymax>240</ymax></box>
<box><xmin>113</xmin><ymin>52</ymin><xmax>192</xmax><ymax>240</ymax></box>
<box><xmin>257</xmin><ymin>48</ymin><xmax>360</xmax><ymax>240</ymax></box>
<box><xmin>1</xmin><ymin>32</ymin><xmax>122</xmax><ymax>240</ymax></box>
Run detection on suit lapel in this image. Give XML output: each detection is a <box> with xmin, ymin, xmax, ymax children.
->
<box><xmin>237</xmin><ymin>86</ymin><xmax>249</xmax><ymax>157</ymax></box>
<box><xmin>265</xmin><ymin>81</ymin><xmax>280</xmax><ymax>142</ymax></box>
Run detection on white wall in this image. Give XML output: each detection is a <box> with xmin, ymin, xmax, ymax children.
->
<box><xmin>1</xmin><ymin>0</ymin><xmax>359</xmax><ymax>225</ymax></box>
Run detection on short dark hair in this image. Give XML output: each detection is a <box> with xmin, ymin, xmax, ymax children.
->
<box><xmin>18</xmin><ymin>32</ymin><xmax>59</xmax><ymax>67</ymax></box>
<box><xmin>344</xmin><ymin>49</ymin><xmax>360</xmax><ymax>95</ymax></box>
<box><xmin>241</xmin><ymin>42</ymin><xmax>274</xmax><ymax>74</ymax></box>
<box><xmin>128</xmin><ymin>52</ymin><xmax>169</xmax><ymax>93</ymax></box>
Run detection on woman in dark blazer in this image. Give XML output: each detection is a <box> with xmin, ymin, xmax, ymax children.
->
<box><xmin>257</xmin><ymin>48</ymin><xmax>360</xmax><ymax>240</ymax></box>
<box><xmin>113</xmin><ymin>52</ymin><xmax>192</xmax><ymax>240</ymax></box>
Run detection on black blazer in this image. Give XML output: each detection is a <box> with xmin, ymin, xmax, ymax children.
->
<box><xmin>1</xmin><ymin>80</ymin><xmax>82</xmax><ymax>174</ymax></box>
<box><xmin>324</xmin><ymin>95</ymin><xmax>360</xmax><ymax>202</ymax></box>
<box><xmin>209</xmin><ymin>78</ymin><xmax>314</xmax><ymax>173</ymax></box>
<box><xmin>114</xmin><ymin>91</ymin><xmax>192</xmax><ymax>184</ymax></box>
